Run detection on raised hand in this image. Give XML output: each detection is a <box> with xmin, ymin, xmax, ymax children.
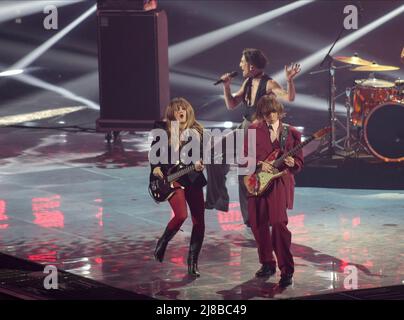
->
<box><xmin>285</xmin><ymin>63</ymin><xmax>301</xmax><ymax>81</ymax></box>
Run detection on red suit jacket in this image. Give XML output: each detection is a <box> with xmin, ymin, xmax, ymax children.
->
<box><xmin>243</xmin><ymin>120</ymin><xmax>304</xmax><ymax>225</ymax></box>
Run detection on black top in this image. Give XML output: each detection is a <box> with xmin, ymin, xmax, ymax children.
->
<box><xmin>242</xmin><ymin>74</ymin><xmax>272</xmax><ymax>121</ymax></box>
<box><xmin>149</xmin><ymin>121</ymin><xmax>207</xmax><ymax>188</ymax></box>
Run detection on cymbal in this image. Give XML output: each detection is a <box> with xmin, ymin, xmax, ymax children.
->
<box><xmin>395</xmin><ymin>79</ymin><xmax>404</xmax><ymax>86</ymax></box>
<box><xmin>355</xmin><ymin>78</ymin><xmax>395</xmax><ymax>88</ymax></box>
<box><xmin>351</xmin><ymin>62</ymin><xmax>400</xmax><ymax>71</ymax></box>
<box><xmin>334</xmin><ymin>54</ymin><xmax>372</xmax><ymax>66</ymax></box>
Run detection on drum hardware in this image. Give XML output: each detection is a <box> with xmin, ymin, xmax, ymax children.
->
<box><xmin>309</xmin><ymin>17</ymin><xmax>361</xmax><ymax>159</ymax></box>
<box><xmin>354</xmin><ymin>77</ymin><xmax>395</xmax><ymax>88</ymax></box>
<box><xmin>363</xmin><ymin>102</ymin><xmax>404</xmax><ymax>162</ymax></box>
<box><xmin>338</xmin><ymin>74</ymin><xmax>404</xmax><ymax>160</ymax></box>
<box><xmin>309</xmin><ymin>57</ymin><xmax>365</xmax><ymax>159</ymax></box>
<box><xmin>343</xmin><ymin>87</ymin><xmax>355</xmax><ymax>152</ymax></box>
<box><xmin>351</xmin><ymin>76</ymin><xmax>398</xmax><ymax>127</ymax></box>
<box><xmin>337</xmin><ymin>74</ymin><xmax>404</xmax><ymax>161</ymax></box>
<box><xmin>308</xmin><ymin>51</ymin><xmax>404</xmax><ymax>162</ymax></box>
<box><xmin>395</xmin><ymin>79</ymin><xmax>404</xmax><ymax>101</ymax></box>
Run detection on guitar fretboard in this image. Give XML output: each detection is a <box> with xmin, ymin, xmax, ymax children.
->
<box><xmin>272</xmin><ymin>135</ymin><xmax>314</xmax><ymax>168</ymax></box>
<box><xmin>167</xmin><ymin>164</ymin><xmax>195</xmax><ymax>183</ymax></box>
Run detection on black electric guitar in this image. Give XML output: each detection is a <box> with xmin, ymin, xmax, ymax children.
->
<box><xmin>148</xmin><ymin>163</ymin><xmax>196</xmax><ymax>202</ymax></box>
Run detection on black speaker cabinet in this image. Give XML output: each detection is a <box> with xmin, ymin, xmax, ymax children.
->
<box><xmin>96</xmin><ymin>9</ymin><xmax>169</xmax><ymax>131</ymax></box>
<box><xmin>97</xmin><ymin>0</ymin><xmax>145</xmax><ymax>10</ymax></box>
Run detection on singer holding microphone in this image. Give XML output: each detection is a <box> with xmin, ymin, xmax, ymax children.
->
<box><xmin>206</xmin><ymin>48</ymin><xmax>300</xmax><ymax>226</ymax></box>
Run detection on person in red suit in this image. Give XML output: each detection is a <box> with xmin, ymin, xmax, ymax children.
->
<box><xmin>243</xmin><ymin>94</ymin><xmax>304</xmax><ymax>287</ymax></box>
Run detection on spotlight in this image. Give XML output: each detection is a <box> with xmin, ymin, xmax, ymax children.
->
<box><xmin>0</xmin><ymin>69</ymin><xmax>24</xmax><ymax>77</ymax></box>
<box><xmin>223</xmin><ymin>121</ymin><xmax>233</xmax><ymax>129</ymax></box>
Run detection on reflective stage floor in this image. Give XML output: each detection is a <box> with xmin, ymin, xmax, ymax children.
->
<box><xmin>0</xmin><ymin>127</ymin><xmax>403</xmax><ymax>300</ymax></box>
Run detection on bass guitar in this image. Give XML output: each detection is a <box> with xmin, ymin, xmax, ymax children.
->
<box><xmin>149</xmin><ymin>163</ymin><xmax>196</xmax><ymax>202</ymax></box>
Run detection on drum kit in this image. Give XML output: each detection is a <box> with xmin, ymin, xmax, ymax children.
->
<box><xmin>316</xmin><ymin>53</ymin><xmax>404</xmax><ymax>163</ymax></box>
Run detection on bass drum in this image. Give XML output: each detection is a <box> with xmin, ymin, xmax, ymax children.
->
<box><xmin>364</xmin><ymin>102</ymin><xmax>404</xmax><ymax>162</ymax></box>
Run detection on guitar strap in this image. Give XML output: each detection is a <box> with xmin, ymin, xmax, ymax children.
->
<box><xmin>280</xmin><ymin>123</ymin><xmax>289</xmax><ymax>151</ymax></box>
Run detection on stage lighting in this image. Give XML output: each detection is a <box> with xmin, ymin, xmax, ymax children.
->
<box><xmin>11</xmin><ymin>4</ymin><xmax>96</xmax><ymax>70</ymax></box>
<box><xmin>0</xmin><ymin>106</ymin><xmax>85</xmax><ymax>126</ymax></box>
<box><xmin>0</xmin><ymin>0</ymin><xmax>83</xmax><ymax>23</ymax></box>
<box><xmin>223</xmin><ymin>121</ymin><xmax>233</xmax><ymax>129</ymax></box>
<box><xmin>272</xmin><ymin>4</ymin><xmax>404</xmax><ymax>82</ymax></box>
<box><xmin>0</xmin><ymin>3</ymin><xmax>99</xmax><ymax>110</ymax></box>
<box><xmin>0</xmin><ymin>63</ymin><xmax>98</xmax><ymax>110</ymax></box>
<box><xmin>0</xmin><ymin>69</ymin><xmax>24</xmax><ymax>77</ymax></box>
<box><xmin>169</xmin><ymin>0</ymin><xmax>316</xmax><ymax>66</ymax></box>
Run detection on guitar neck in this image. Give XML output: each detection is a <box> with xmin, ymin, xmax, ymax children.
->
<box><xmin>167</xmin><ymin>164</ymin><xmax>195</xmax><ymax>182</ymax></box>
<box><xmin>272</xmin><ymin>135</ymin><xmax>314</xmax><ymax>168</ymax></box>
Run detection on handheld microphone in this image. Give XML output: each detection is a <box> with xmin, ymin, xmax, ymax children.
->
<box><xmin>214</xmin><ymin>71</ymin><xmax>238</xmax><ymax>85</ymax></box>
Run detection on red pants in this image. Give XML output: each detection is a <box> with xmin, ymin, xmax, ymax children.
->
<box><xmin>249</xmin><ymin>204</ymin><xmax>294</xmax><ymax>276</ymax></box>
<box><xmin>167</xmin><ymin>183</ymin><xmax>205</xmax><ymax>237</ymax></box>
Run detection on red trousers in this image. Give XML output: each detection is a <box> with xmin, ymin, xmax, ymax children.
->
<box><xmin>167</xmin><ymin>183</ymin><xmax>205</xmax><ymax>237</ymax></box>
<box><xmin>248</xmin><ymin>199</ymin><xmax>294</xmax><ymax>276</ymax></box>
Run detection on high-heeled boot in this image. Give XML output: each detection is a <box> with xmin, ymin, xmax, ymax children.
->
<box><xmin>154</xmin><ymin>227</ymin><xmax>178</xmax><ymax>262</ymax></box>
<box><xmin>187</xmin><ymin>257</ymin><xmax>200</xmax><ymax>277</ymax></box>
<box><xmin>187</xmin><ymin>228</ymin><xmax>204</xmax><ymax>277</ymax></box>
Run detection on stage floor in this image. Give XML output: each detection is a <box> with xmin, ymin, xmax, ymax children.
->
<box><xmin>0</xmin><ymin>127</ymin><xmax>403</xmax><ymax>300</ymax></box>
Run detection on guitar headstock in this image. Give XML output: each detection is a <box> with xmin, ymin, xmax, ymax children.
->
<box><xmin>313</xmin><ymin>127</ymin><xmax>331</xmax><ymax>140</ymax></box>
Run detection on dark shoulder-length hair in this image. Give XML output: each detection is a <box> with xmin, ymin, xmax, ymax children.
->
<box><xmin>242</xmin><ymin>48</ymin><xmax>268</xmax><ymax>70</ymax></box>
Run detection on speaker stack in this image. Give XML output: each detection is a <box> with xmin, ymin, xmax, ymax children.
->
<box><xmin>96</xmin><ymin>0</ymin><xmax>169</xmax><ymax>138</ymax></box>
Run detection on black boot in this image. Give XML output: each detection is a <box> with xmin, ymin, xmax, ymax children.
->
<box><xmin>187</xmin><ymin>226</ymin><xmax>204</xmax><ymax>277</ymax></box>
<box><xmin>255</xmin><ymin>264</ymin><xmax>276</xmax><ymax>278</ymax></box>
<box><xmin>154</xmin><ymin>227</ymin><xmax>178</xmax><ymax>263</ymax></box>
<box><xmin>188</xmin><ymin>260</ymin><xmax>200</xmax><ymax>277</ymax></box>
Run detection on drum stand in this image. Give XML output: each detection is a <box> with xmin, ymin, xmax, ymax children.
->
<box><xmin>336</xmin><ymin>87</ymin><xmax>366</xmax><ymax>157</ymax></box>
<box><xmin>310</xmin><ymin>60</ymin><xmax>358</xmax><ymax>160</ymax></box>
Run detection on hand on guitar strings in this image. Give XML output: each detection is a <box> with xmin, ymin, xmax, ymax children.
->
<box><xmin>195</xmin><ymin>160</ymin><xmax>204</xmax><ymax>172</ymax></box>
<box><xmin>258</xmin><ymin>161</ymin><xmax>276</xmax><ymax>174</ymax></box>
<box><xmin>152</xmin><ymin>166</ymin><xmax>164</xmax><ymax>179</ymax></box>
<box><xmin>284</xmin><ymin>156</ymin><xmax>295</xmax><ymax>168</ymax></box>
